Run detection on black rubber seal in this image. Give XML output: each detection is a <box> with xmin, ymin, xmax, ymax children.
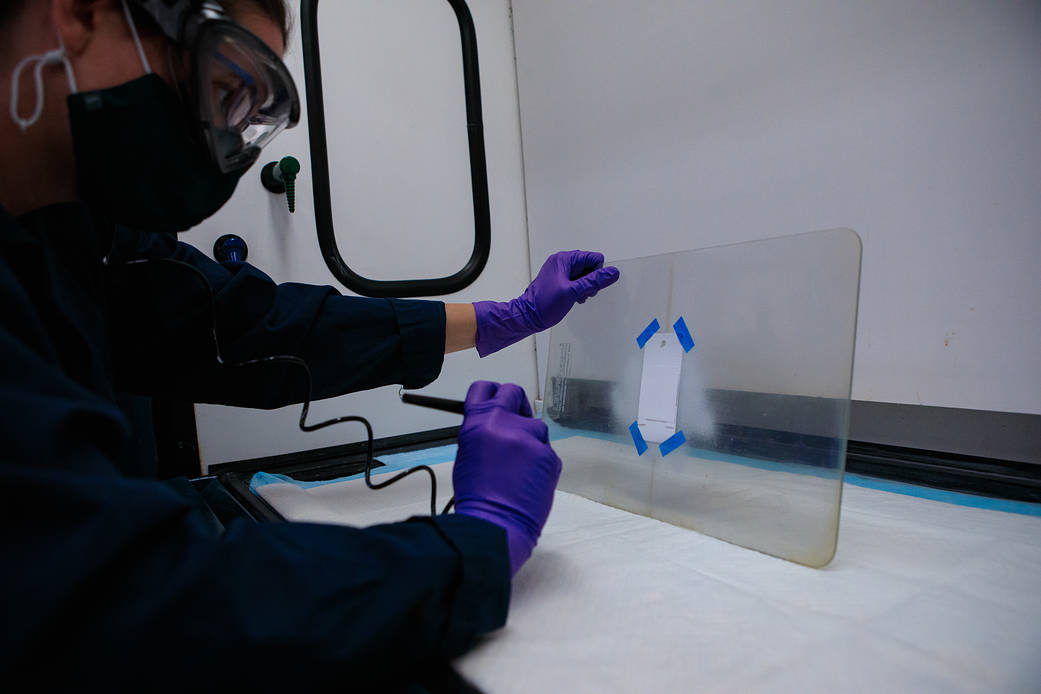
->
<box><xmin>301</xmin><ymin>0</ymin><xmax>491</xmax><ymax>297</ymax></box>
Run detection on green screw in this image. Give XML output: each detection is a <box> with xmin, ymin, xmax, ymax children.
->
<box><xmin>278</xmin><ymin>156</ymin><xmax>301</xmax><ymax>213</ymax></box>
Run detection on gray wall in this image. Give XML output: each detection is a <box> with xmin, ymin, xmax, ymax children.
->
<box><xmin>513</xmin><ymin>0</ymin><xmax>1041</xmax><ymax>418</ymax></box>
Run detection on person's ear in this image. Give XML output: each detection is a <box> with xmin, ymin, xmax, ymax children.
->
<box><xmin>52</xmin><ymin>0</ymin><xmax>114</xmax><ymax>57</ymax></box>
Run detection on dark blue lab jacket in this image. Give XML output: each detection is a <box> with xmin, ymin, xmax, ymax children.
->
<box><xmin>0</xmin><ymin>203</ymin><xmax>509</xmax><ymax>691</ymax></box>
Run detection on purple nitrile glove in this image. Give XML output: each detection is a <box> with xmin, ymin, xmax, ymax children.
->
<box><xmin>453</xmin><ymin>381</ymin><xmax>562</xmax><ymax>576</ymax></box>
<box><xmin>473</xmin><ymin>250</ymin><xmax>621</xmax><ymax>357</ymax></box>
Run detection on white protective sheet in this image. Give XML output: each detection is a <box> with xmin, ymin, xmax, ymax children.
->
<box><xmin>252</xmin><ymin>451</ymin><xmax>1041</xmax><ymax>693</ymax></box>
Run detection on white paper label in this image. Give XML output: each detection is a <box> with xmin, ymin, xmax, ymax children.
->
<box><xmin>637</xmin><ymin>332</ymin><xmax>683</xmax><ymax>443</ymax></box>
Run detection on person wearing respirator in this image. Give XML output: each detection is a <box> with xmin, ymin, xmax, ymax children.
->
<box><xmin>0</xmin><ymin>0</ymin><xmax>619</xmax><ymax>689</ymax></box>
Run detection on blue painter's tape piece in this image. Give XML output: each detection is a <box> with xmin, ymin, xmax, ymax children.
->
<box><xmin>636</xmin><ymin>318</ymin><xmax>661</xmax><ymax>349</ymax></box>
<box><xmin>659</xmin><ymin>430</ymin><xmax>687</xmax><ymax>457</ymax></box>
<box><xmin>845</xmin><ymin>474</ymin><xmax>1041</xmax><ymax>517</ymax></box>
<box><xmin>629</xmin><ymin>421</ymin><xmax>649</xmax><ymax>456</ymax></box>
<box><xmin>673</xmin><ymin>317</ymin><xmax>695</xmax><ymax>352</ymax></box>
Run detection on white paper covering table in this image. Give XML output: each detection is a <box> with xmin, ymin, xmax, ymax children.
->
<box><xmin>251</xmin><ymin>446</ymin><xmax>1041</xmax><ymax>693</ymax></box>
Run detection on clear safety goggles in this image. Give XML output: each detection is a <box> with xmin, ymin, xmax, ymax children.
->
<box><xmin>190</xmin><ymin>22</ymin><xmax>299</xmax><ymax>173</ymax></box>
<box><xmin>139</xmin><ymin>1</ymin><xmax>300</xmax><ymax>173</ymax></box>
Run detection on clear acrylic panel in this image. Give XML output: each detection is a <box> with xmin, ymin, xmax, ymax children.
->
<box><xmin>543</xmin><ymin>229</ymin><xmax>862</xmax><ymax>567</ymax></box>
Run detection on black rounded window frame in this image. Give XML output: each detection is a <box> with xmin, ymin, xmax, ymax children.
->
<box><xmin>301</xmin><ymin>0</ymin><xmax>491</xmax><ymax>297</ymax></box>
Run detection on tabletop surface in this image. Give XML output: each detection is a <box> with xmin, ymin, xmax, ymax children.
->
<box><xmin>253</xmin><ymin>445</ymin><xmax>1041</xmax><ymax>693</ymax></box>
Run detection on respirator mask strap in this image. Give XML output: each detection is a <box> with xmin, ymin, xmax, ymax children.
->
<box><xmin>9</xmin><ymin>34</ymin><xmax>77</xmax><ymax>132</ymax></box>
<box><xmin>9</xmin><ymin>1</ymin><xmax>151</xmax><ymax>133</ymax></box>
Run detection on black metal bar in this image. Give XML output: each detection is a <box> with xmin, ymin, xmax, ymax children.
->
<box><xmin>846</xmin><ymin>440</ymin><xmax>1041</xmax><ymax>504</ymax></box>
<box><xmin>301</xmin><ymin>0</ymin><xmax>491</xmax><ymax>297</ymax></box>
<box><xmin>209</xmin><ymin>425</ymin><xmax>461</xmax><ymax>476</ymax></box>
<box><xmin>217</xmin><ymin>473</ymin><xmax>287</xmax><ymax>522</ymax></box>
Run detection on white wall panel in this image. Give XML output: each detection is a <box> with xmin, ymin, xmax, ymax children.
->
<box><xmin>184</xmin><ymin>1</ymin><xmax>535</xmax><ymax>468</ymax></box>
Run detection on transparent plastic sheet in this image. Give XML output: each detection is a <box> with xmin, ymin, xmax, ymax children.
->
<box><xmin>543</xmin><ymin>229</ymin><xmax>862</xmax><ymax>566</ymax></box>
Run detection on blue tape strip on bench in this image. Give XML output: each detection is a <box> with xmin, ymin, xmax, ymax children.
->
<box><xmin>250</xmin><ymin>444</ymin><xmax>458</xmax><ymax>491</ymax></box>
<box><xmin>629</xmin><ymin>421</ymin><xmax>649</xmax><ymax>456</ymax></box>
<box><xmin>636</xmin><ymin>318</ymin><xmax>661</xmax><ymax>349</ymax></box>
<box><xmin>673</xmin><ymin>317</ymin><xmax>694</xmax><ymax>352</ymax></box>
<box><xmin>659</xmin><ymin>430</ymin><xmax>687</xmax><ymax>457</ymax></box>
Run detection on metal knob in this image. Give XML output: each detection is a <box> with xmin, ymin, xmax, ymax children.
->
<box><xmin>213</xmin><ymin>234</ymin><xmax>248</xmax><ymax>264</ymax></box>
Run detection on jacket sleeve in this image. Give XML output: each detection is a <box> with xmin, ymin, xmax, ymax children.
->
<box><xmin>104</xmin><ymin>229</ymin><xmax>446</xmax><ymax>408</ymax></box>
<box><xmin>0</xmin><ymin>293</ymin><xmax>509</xmax><ymax>689</ymax></box>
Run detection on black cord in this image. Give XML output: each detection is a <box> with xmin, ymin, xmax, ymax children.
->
<box><xmin>120</xmin><ymin>258</ymin><xmax>444</xmax><ymax>516</ymax></box>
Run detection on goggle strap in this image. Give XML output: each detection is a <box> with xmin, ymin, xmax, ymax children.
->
<box><xmin>121</xmin><ymin>0</ymin><xmax>153</xmax><ymax>74</ymax></box>
<box><xmin>215</xmin><ymin>52</ymin><xmax>256</xmax><ymax>87</ymax></box>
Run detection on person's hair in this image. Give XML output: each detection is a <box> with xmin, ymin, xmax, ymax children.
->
<box><xmin>223</xmin><ymin>0</ymin><xmax>291</xmax><ymax>44</ymax></box>
<box><xmin>1</xmin><ymin>1</ymin><xmax>291</xmax><ymax>44</ymax></box>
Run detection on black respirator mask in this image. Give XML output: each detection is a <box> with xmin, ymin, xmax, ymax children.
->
<box><xmin>10</xmin><ymin>0</ymin><xmax>300</xmax><ymax>232</ymax></box>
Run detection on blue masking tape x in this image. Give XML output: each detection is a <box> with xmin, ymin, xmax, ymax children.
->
<box><xmin>673</xmin><ymin>317</ymin><xmax>694</xmax><ymax>352</ymax></box>
<box><xmin>629</xmin><ymin>421</ymin><xmax>649</xmax><ymax>456</ymax></box>
<box><xmin>636</xmin><ymin>318</ymin><xmax>661</xmax><ymax>349</ymax></box>
<box><xmin>659</xmin><ymin>430</ymin><xmax>686</xmax><ymax>457</ymax></box>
